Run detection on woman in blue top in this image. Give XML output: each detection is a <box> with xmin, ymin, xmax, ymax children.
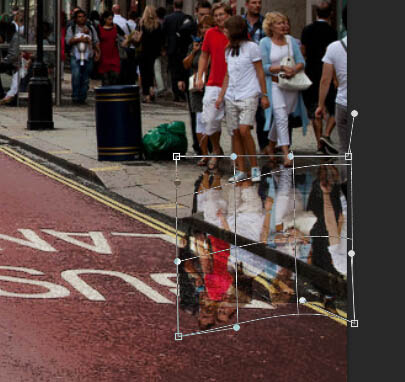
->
<box><xmin>260</xmin><ymin>12</ymin><xmax>309</xmax><ymax>167</ymax></box>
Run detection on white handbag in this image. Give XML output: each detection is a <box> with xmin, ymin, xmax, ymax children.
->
<box><xmin>189</xmin><ymin>72</ymin><xmax>205</xmax><ymax>92</ymax></box>
<box><xmin>278</xmin><ymin>36</ymin><xmax>312</xmax><ymax>91</ymax></box>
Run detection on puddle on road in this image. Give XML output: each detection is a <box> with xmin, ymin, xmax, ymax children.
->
<box><xmin>175</xmin><ymin>156</ymin><xmax>349</xmax><ymax>333</ymax></box>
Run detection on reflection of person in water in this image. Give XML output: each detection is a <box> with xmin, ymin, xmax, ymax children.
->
<box><xmin>183</xmin><ymin>233</ymin><xmax>253</xmax><ymax>331</ymax></box>
<box><xmin>307</xmin><ymin>165</ymin><xmax>345</xmax><ymax>275</ymax></box>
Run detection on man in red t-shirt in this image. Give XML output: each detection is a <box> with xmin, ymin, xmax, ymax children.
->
<box><xmin>196</xmin><ymin>2</ymin><xmax>232</xmax><ymax>163</ymax></box>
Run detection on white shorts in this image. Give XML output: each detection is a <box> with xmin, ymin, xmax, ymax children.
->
<box><xmin>202</xmin><ymin>86</ymin><xmax>224</xmax><ymax>136</ymax></box>
<box><xmin>196</xmin><ymin>112</ymin><xmax>206</xmax><ymax>134</ymax></box>
<box><xmin>225</xmin><ymin>96</ymin><xmax>259</xmax><ymax>136</ymax></box>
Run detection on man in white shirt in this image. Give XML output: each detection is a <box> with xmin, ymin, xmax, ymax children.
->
<box><xmin>112</xmin><ymin>4</ymin><xmax>130</xmax><ymax>34</ymax></box>
<box><xmin>316</xmin><ymin>6</ymin><xmax>348</xmax><ymax>184</ymax></box>
<box><xmin>112</xmin><ymin>4</ymin><xmax>135</xmax><ymax>85</ymax></box>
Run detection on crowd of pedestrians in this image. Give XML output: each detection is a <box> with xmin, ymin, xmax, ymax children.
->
<box><xmin>0</xmin><ymin>0</ymin><xmax>348</xmax><ymax>171</ymax></box>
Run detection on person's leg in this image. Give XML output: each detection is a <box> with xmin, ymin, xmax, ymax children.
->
<box><xmin>187</xmin><ymin>93</ymin><xmax>199</xmax><ymax>154</ymax></box>
<box><xmin>324</xmin><ymin>115</ymin><xmax>336</xmax><ymax>137</ymax></box>
<box><xmin>154</xmin><ymin>57</ymin><xmax>165</xmax><ymax>94</ymax></box>
<box><xmin>0</xmin><ymin>63</ymin><xmax>8</xmax><ymax>98</ymax></box>
<box><xmin>196</xmin><ymin>112</ymin><xmax>208</xmax><ymax>165</ymax></box>
<box><xmin>70</xmin><ymin>57</ymin><xmax>80</xmax><ymax>102</ymax></box>
<box><xmin>168</xmin><ymin>55</ymin><xmax>180</xmax><ymax>101</ymax></box>
<box><xmin>255</xmin><ymin>102</ymin><xmax>269</xmax><ymax>151</ymax></box>
<box><xmin>312</xmin><ymin>117</ymin><xmax>323</xmax><ymax>150</ymax></box>
<box><xmin>239</xmin><ymin>125</ymin><xmax>258</xmax><ymax>167</ymax></box>
<box><xmin>139</xmin><ymin>58</ymin><xmax>149</xmax><ymax>99</ymax></box>
<box><xmin>319</xmin><ymin>96</ymin><xmax>339</xmax><ymax>154</ymax></box>
<box><xmin>272</xmin><ymin>105</ymin><xmax>291</xmax><ymax>166</ymax></box>
<box><xmin>202</xmin><ymin>86</ymin><xmax>224</xmax><ymax>156</ymax></box>
<box><xmin>5</xmin><ymin>70</ymin><xmax>19</xmax><ymax>98</ymax></box>
<box><xmin>209</xmin><ymin>131</ymin><xmax>222</xmax><ymax>154</ymax></box>
<box><xmin>110</xmin><ymin>70</ymin><xmax>120</xmax><ymax>85</ymax></box>
<box><xmin>238</xmin><ymin>97</ymin><xmax>259</xmax><ymax>169</ymax></box>
<box><xmin>126</xmin><ymin>49</ymin><xmax>137</xmax><ymax>85</ymax></box>
<box><xmin>79</xmin><ymin>59</ymin><xmax>93</xmax><ymax>102</ymax></box>
<box><xmin>0</xmin><ymin>76</ymin><xmax>4</xmax><ymax>99</ymax></box>
<box><xmin>101</xmin><ymin>72</ymin><xmax>108</xmax><ymax>86</ymax></box>
<box><xmin>118</xmin><ymin>57</ymin><xmax>128</xmax><ymax>85</ymax></box>
<box><xmin>232</xmin><ymin>130</ymin><xmax>246</xmax><ymax>172</ymax></box>
<box><xmin>336</xmin><ymin>103</ymin><xmax>348</xmax><ymax>182</ymax></box>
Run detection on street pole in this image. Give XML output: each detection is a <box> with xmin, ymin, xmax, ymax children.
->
<box><xmin>56</xmin><ymin>0</ymin><xmax>62</xmax><ymax>106</ymax></box>
<box><xmin>27</xmin><ymin>0</ymin><xmax>54</xmax><ymax>130</ymax></box>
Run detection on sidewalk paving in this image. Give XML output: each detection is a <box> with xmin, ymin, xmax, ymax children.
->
<box><xmin>0</xmin><ymin>79</ymin><xmax>331</xmax><ymax>220</ymax></box>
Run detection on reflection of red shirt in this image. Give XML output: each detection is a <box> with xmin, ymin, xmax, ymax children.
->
<box><xmin>201</xmin><ymin>27</ymin><xmax>228</xmax><ymax>87</ymax></box>
<box><xmin>98</xmin><ymin>25</ymin><xmax>120</xmax><ymax>74</ymax></box>
<box><xmin>204</xmin><ymin>236</ymin><xmax>232</xmax><ymax>302</ymax></box>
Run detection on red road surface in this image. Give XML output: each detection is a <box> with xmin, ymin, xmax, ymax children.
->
<box><xmin>0</xmin><ymin>150</ymin><xmax>346</xmax><ymax>381</ymax></box>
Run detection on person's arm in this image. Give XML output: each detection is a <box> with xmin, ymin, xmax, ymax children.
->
<box><xmin>215</xmin><ymin>71</ymin><xmax>228</xmax><ymax>109</ymax></box>
<box><xmin>259</xmin><ymin>37</ymin><xmax>288</xmax><ymax>77</ymax></box>
<box><xmin>217</xmin><ymin>209</ymin><xmax>232</xmax><ymax>232</ymax></box>
<box><xmin>315</xmin><ymin>62</ymin><xmax>333</xmax><ymax>119</ymax></box>
<box><xmin>260</xmin><ymin>197</ymin><xmax>273</xmax><ymax>242</ymax></box>
<box><xmin>196</xmin><ymin>50</ymin><xmax>209</xmax><ymax>90</ymax></box>
<box><xmin>65</xmin><ymin>26</ymin><xmax>77</xmax><ymax>46</ymax></box>
<box><xmin>301</xmin><ymin>44</ymin><xmax>306</xmax><ymax>59</ymax></box>
<box><xmin>259</xmin><ymin>37</ymin><xmax>272</xmax><ymax>76</ymax></box>
<box><xmin>253</xmin><ymin>60</ymin><xmax>270</xmax><ymax>109</ymax></box>
<box><xmin>94</xmin><ymin>42</ymin><xmax>100</xmax><ymax>61</ymax></box>
<box><xmin>284</xmin><ymin>37</ymin><xmax>305</xmax><ymax>78</ymax></box>
<box><xmin>91</xmin><ymin>26</ymin><xmax>100</xmax><ymax>61</ymax></box>
<box><xmin>183</xmin><ymin>42</ymin><xmax>200</xmax><ymax>70</ymax></box>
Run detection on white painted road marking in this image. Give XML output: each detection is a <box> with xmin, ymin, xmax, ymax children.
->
<box><xmin>42</xmin><ymin>230</ymin><xmax>112</xmax><ymax>254</ymax></box>
<box><xmin>61</xmin><ymin>269</ymin><xmax>173</xmax><ymax>304</ymax></box>
<box><xmin>0</xmin><ymin>229</ymin><xmax>57</xmax><ymax>252</ymax></box>
<box><xmin>0</xmin><ymin>266</ymin><xmax>70</xmax><ymax>299</ymax></box>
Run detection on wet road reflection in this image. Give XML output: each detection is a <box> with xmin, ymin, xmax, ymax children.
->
<box><xmin>178</xmin><ymin>158</ymin><xmax>348</xmax><ymax>330</ymax></box>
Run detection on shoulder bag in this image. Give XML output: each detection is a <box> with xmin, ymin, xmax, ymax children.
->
<box><xmin>278</xmin><ymin>36</ymin><xmax>312</xmax><ymax>91</ymax></box>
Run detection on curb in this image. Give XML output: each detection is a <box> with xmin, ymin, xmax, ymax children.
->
<box><xmin>0</xmin><ymin>132</ymin><xmax>104</xmax><ymax>187</ymax></box>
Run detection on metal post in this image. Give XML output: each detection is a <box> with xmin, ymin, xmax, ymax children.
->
<box><xmin>56</xmin><ymin>0</ymin><xmax>62</xmax><ymax>106</ymax></box>
<box><xmin>27</xmin><ymin>0</ymin><xmax>54</xmax><ymax>130</ymax></box>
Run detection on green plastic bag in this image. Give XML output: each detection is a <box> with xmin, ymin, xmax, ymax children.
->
<box><xmin>143</xmin><ymin>121</ymin><xmax>188</xmax><ymax>160</ymax></box>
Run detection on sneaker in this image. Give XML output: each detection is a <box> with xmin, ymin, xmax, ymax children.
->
<box><xmin>320</xmin><ymin>136</ymin><xmax>338</xmax><ymax>154</ymax></box>
<box><xmin>316</xmin><ymin>148</ymin><xmax>326</xmax><ymax>155</ymax></box>
<box><xmin>251</xmin><ymin>167</ymin><xmax>261</xmax><ymax>182</ymax></box>
<box><xmin>228</xmin><ymin>171</ymin><xmax>246</xmax><ymax>183</ymax></box>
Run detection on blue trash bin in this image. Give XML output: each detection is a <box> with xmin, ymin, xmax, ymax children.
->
<box><xmin>95</xmin><ymin>85</ymin><xmax>143</xmax><ymax>161</ymax></box>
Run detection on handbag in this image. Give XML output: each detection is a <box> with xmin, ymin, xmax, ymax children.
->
<box><xmin>188</xmin><ymin>72</ymin><xmax>205</xmax><ymax>92</ymax></box>
<box><xmin>278</xmin><ymin>36</ymin><xmax>312</xmax><ymax>91</ymax></box>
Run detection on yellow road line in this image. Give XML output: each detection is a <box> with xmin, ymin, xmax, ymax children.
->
<box><xmin>0</xmin><ymin>147</ymin><xmax>182</xmax><ymax>239</ymax></box>
<box><xmin>89</xmin><ymin>165</ymin><xmax>123</xmax><ymax>172</ymax></box>
<box><xmin>303</xmin><ymin>302</ymin><xmax>347</xmax><ymax>326</ymax></box>
<box><xmin>48</xmin><ymin>150</ymin><xmax>72</xmax><ymax>155</ymax></box>
<box><xmin>148</xmin><ymin>203</ymin><xmax>185</xmax><ymax>210</ymax></box>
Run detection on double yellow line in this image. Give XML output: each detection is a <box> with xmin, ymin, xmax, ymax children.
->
<box><xmin>0</xmin><ymin>146</ymin><xmax>182</xmax><ymax>240</ymax></box>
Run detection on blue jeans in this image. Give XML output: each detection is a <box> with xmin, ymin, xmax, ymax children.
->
<box><xmin>70</xmin><ymin>57</ymin><xmax>93</xmax><ymax>102</ymax></box>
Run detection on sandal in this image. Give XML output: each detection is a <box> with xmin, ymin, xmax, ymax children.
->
<box><xmin>197</xmin><ymin>158</ymin><xmax>209</xmax><ymax>167</ymax></box>
<box><xmin>207</xmin><ymin>157</ymin><xmax>220</xmax><ymax>171</ymax></box>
